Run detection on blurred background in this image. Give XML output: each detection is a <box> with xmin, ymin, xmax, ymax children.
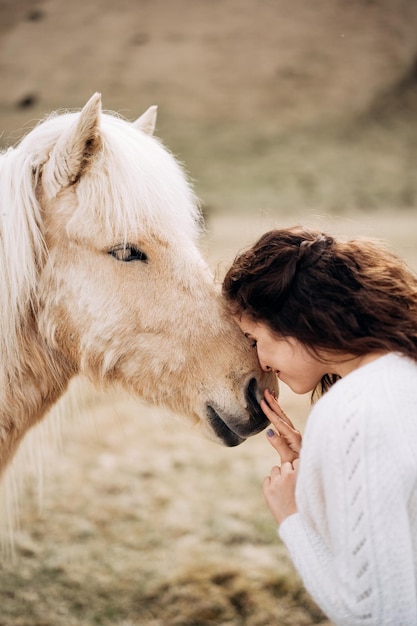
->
<box><xmin>1</xmin><ymin>1</ymin><xmax>416</xmax><ymax>625</ymax></box>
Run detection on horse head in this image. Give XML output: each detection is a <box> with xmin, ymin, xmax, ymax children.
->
<box><xmin>0</xmin><ymin>94</ymin><xmax>277</xmax><ymax>471</ymax></box>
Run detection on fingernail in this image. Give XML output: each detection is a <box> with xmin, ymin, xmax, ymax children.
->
<box><xmin>266</xmin><ymin>428</ymin><xmax>275</xmax><ymax>438</ymax></box>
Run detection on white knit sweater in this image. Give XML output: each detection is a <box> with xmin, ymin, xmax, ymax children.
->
<box><xmin>279</xmin><ymin>353</ymin><xmax>417</xmax><ymax>625</ymax></box>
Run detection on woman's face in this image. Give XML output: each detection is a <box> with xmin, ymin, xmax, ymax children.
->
<box><xmin>235</xmin><ymin>313</ymin><xmax>330</xmax><ymax>395</ymax></box>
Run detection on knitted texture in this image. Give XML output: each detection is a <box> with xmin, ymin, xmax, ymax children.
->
<box><xmin>279</xmin><ymin>353</ymin><xmax>417</xmax><ymax>625</ymax></box>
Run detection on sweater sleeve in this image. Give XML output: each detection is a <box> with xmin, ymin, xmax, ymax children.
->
<box><xmin>277</xmin><ymin>363</ymin><xmax>417</xmax><ymax>626</ymax></box>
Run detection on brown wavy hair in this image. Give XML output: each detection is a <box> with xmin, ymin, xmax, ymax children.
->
<box><xmin>223</xmin><ymin>226</ymin><xmax>417</xmax><ymax>395</ymax></box>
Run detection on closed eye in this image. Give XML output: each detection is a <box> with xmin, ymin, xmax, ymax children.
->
<box><xmin>108</xmin><ymin>244</ymin><xmax>148</xmax><ymax>263</ymax></box>
<box><xmin>244</xmin><ymin>332</ymin><xmax>257</xmax><ymax>348</ymax></box>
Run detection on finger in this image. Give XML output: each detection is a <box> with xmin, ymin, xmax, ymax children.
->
<box><xmin>270</xmin><ymin>465</ymin><xmax>281</xmax><ymax>478</ymax></box>
<box><xmin>262</xmin><ymin>475</ymin><xmax>275</xmax><ymax>496</ymax></box>
<box><xmin>266</xmin><ymin>429</ymin><xmax>298</xmax><ymax>464</ymax></box>
<box><xmin>261</xmin><ymin>398</ymin><xmax>294</xmax><ymax>433</ymax></box>
<box><xmin>280</xmin><ymin>460</ymin><xmax>295</xmax><ymax>476</ymax></box>
<box><xmin>263</xmin><ymin>388</ymin><xmax>286</xmax><ymax>417</ymax></box>
<box><xmin>264</xmin><ymin>389</ymin><xmax>296</xmax><ymax>428</ymax></box>
<box><xmin>262</xmin><ymin>396</ymin><xmax>302</xmax><ymax>453</ymax></box>
<box><xmin>260</xmin><ymin>398</ymin><xmax>287</xmax><ymax>428</ymax></box>
<box><xmin>266</xmin><ymin>427</ymin><xmax>289</xmax><ymax>451</ymax></box>
<box><xmin>262</xmin><ymin>400</ymin><xmax>302</xmax><ymax>449</ymax></box>
<box><xmin>270</xmin><ymin>414</ymin><xmax>302</xmax><ymax>448</ymax></box>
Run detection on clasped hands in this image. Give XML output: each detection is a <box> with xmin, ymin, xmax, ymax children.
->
<box><xmin>261</xmin><ymin>388</ymin><xmax>302</xmax><ymax>526</ymax></box>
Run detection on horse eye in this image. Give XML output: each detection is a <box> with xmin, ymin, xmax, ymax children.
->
<box><xmin>108</xmin><ymin>245</ymin><xmax>148</xmax><ymax>263</ymax></box>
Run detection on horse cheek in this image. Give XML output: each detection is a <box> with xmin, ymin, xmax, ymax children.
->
<box><xmin>38</xmin><ymin>297</ymin><xmax>82</xmax><ymax>370</ymax></box>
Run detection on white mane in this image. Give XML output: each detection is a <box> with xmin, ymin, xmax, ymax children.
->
<box><xmin>0</xmin><ymin>145</ymin><xmax>46</xmax><ymax>374</ymax></box>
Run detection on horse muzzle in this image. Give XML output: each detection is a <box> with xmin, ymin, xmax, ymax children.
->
<box><xmin>206</xmin><ymin>377</ymin><xmax>271</xmax><ymax>447</ymax></box>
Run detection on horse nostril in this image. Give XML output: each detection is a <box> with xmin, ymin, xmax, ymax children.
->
<box><xmin>244</xmin><ymin>378</ymin><xmax>269</xmax><ymax>434</ymax></box>
<box><xmin>246</xmin><ymin>378</ymin><xmax>258</xmax><ymax>406</ymax></box>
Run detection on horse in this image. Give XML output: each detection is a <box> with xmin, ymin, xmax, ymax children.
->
<box><xmin>0</xmin><ymin>93</ymin><xmax>275</xmax><ymax>480</ymax></box>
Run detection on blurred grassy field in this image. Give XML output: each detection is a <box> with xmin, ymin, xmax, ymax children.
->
<box><xmin>156</xmin><ymin>90</ymin><xmax>417</xmax><ymax>218</ymax></box>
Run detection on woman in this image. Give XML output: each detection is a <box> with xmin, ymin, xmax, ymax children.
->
<box><xmin>222</xmin><ymin>226</ymin><xmax>417</xmax><ymax>625</ymax></box>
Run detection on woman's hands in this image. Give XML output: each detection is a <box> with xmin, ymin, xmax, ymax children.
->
<box><xmin>261</xmin><ymin>388</ymin><xmax>302</xmax><ymax>464</ymax></box>
<box><xmin>261</xmin><ymin>388</ymin><xmax>302</xmax><ymax>525</ymax></box>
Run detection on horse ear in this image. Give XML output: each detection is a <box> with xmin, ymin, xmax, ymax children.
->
<box><xmin>132</xmin><ymin>105</ymin><xmax>158</xmax><ymax>136</ymax></box>
<box><xmin>43</xmin><ymin>92</ymin><xmax>102</xmax><ymax>199</ymax></box>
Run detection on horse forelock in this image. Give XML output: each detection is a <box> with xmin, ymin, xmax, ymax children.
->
<box><xmin>18</xmin><ymin>108</ymin><xmax>203</xmax><ymax>242</ymax></box>
<box><xmin>86</xmin><ymin>114</ymin><xmax>203</xmax><ymax>246</ymax></box>
<box><xmin>25</xmin><ymin>109</ymin><xmax>202</xmax><ymax>247</ymax></box>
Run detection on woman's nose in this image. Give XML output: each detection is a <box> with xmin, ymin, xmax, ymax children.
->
<box><xmin>256</xmin><ymin>346</ymin><xmax>272</xmax><ymax>371</ymax></box>
<box><xmin>258</xmin><ymin>354</ymin><xmax>271</xmax><ymax>372</ymax></box>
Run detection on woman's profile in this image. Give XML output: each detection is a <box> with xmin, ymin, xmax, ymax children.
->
<box><xmin>223</xmin><ymin>226</ymin><xmax>417</xmax><ymax>625</ymax></box>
